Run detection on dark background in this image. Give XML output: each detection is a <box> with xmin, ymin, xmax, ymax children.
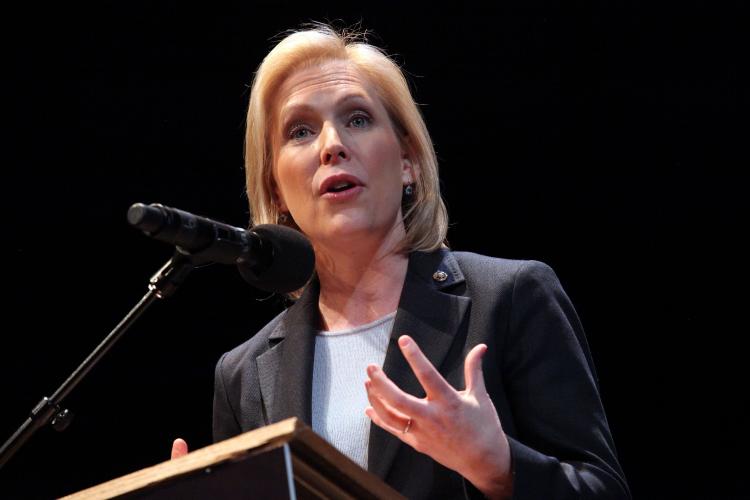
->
<box><xmin>1</xmin><ymin>1</ymin><xmax>746</xmax><ymax>498</ymax></box>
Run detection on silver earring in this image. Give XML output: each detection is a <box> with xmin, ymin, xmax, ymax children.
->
<box><xmin>278</xmin><ymin>212</ymin><xmax>289</xmax><ymax>224</ymax></box>
<box><xmin>403</xmin><ymin>184</ymin><xmax>414</xmax><ymax>197</ymax></box>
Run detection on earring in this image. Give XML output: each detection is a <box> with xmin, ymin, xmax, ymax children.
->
<box><xmin>278</xmin><ymin>212</ymin><xmax>289</xmax><ymax>224</ymax></box>
<box><xmin>403</xmin><ymin>184</ymin><xmax>414</xmax><ymax>197</ymax></box>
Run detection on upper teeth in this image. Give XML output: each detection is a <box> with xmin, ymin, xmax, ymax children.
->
<box><xmin>333</xmin><ymin>182</ymin><xmax>350</xmax><ymax>189</ymax></box>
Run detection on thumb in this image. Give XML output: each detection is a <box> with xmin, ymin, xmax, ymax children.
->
<box><xmin>171</xmin><ymin>438</ymin><xmax>189</xmax><ymax>460</ymax></box>
<box><xmin>464</xmin><ymin>344</ymin><xmax>488</xmax><ymax>394</ymax></box>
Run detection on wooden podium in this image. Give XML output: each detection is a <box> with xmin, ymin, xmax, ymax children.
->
<box><xmin>61</xmin><ymin>418</ymin><xmax>404</xmax><ymax>499</ymax></box>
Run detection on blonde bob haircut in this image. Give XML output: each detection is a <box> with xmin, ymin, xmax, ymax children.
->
<box><xmin>244</xmin><ymin>24</ymin><xmax>448</xmax><ymax>253</ymax></box>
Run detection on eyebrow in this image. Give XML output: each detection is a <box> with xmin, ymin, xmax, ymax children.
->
<box><xmin>279</xmin><ymin>93</ymin><xmax>372</xmax><ymax>126</ymax></box>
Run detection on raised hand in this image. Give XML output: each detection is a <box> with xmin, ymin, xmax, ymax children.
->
<box><xmin>365</xmin><ymin>335</ymin><xmax>513</xmax><ymax>499</ymax></box>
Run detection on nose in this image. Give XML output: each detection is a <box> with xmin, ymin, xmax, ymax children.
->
<box><xmin>319</xmin><ymin>122</ymin><xmax>350</xmax><ymax>166</ymax></box>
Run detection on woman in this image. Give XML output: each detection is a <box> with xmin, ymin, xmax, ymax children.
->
<box><xmin>176</xmin><ymin>25</ymin><xmax>630</xmax><ymax>499</ymax></box>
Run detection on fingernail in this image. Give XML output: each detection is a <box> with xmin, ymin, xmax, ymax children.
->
<box><xmin>398</xmin><ymin>335</ymin><xmax>411</xmax><ymax>348</ymax></box>
<box><xmin>367</xmin><ymin>365</ymin><xmax>378</xmax><ymax>376</ymax></box>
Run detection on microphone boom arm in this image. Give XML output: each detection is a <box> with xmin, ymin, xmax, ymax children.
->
<box><xmin>1</xmin><ymin>201</ymin><xmax>315</xmax><ymax>468</ymax></box>
<box><xmin>0</xmin><ymin>251</ymin><xmax>196</xmax><ymax>469</ymax></box>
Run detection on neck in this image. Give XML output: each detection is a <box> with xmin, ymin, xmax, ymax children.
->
<box><xmin>314</xmin><ymin>227</ymin><xmax>409</xmax><ymax>331</ymax></box>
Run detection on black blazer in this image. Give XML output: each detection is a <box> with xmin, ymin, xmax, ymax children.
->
<box><xmin>213</xmin><ymin>249</ymin><xmax>630</xmax><ymax>499</ymax></box>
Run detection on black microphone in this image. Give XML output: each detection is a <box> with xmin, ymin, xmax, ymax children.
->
<box><xmin>127</xmin><ymin>203</ymin><xmax>314</xmax><ymax>293</ymax></box>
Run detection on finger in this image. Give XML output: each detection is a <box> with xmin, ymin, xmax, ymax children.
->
<box><xmin>366</xmin><ymin>364</ymin><xmax>426</xmax><ymax>417</ymax></box>
<box><xmin>365</xmin><ymin>405</ymin><xmax>401</xmax><ymax>438</ymax></box>
<box><xmin>171</xmin><ymin>438</ymin><xmax>188</xmax><ymax>460</ymax></box>
<box><xmin>365</xmin><ymin>380</ymin><xmax>412</xmax><ymax>431</ymax></box>
<box><xmin>365</xmin><ymin>404</ymin><xmax>415</xmax><ymax>443</ymax></box>
<box><xmin>464</xmin><ymin>344</ymin><xmax>488</xmax><ymax>394</ymax></box>
<box><xmin>398</xmin><ymin>335</ymin><xmax>454</xmax><ymax>399</ymax></box>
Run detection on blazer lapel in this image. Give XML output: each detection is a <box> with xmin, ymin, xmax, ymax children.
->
<box><xmin>257</xmin><ymin>280</ymin><xmax>320</xmax><ymax>426</ymax></box>
<box><xmin>367</xmin><ymin>250</ymin><xmax>471</xmax><ymax>479</ymax></box>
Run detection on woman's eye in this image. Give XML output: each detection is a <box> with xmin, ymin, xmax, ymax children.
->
<box><xmin>289</xmin><ymin>125</ymin><xmax>312</xmax><ymax>140</ymax></box>
<box><xmin>349</xmin><ymin>113</ymin><xmax>371</xmax><ymax>128</ymax></box>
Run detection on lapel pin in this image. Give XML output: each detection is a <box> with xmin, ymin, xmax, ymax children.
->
<box><xmin>432</xmin><ymin>270</ymin><xmax>448</xmax><ymax>282</ymax></box>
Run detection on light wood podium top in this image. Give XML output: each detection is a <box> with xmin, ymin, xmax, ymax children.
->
<box><xmin>61</xmin><ymin>418</ymin><xmax>403</xmax><ymax>500</ymax></box>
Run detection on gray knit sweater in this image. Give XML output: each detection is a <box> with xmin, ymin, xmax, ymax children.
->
<box><xmin>311</xmin><ymin>312</ymin><xmax>395</xmax><ymax>469</ymax></box>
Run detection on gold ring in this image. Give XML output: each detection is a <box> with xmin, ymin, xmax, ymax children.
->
<box><xmin>403</xmin><ymin>418</ymin><xmax>412</xmax><ymax>434</ymax></box>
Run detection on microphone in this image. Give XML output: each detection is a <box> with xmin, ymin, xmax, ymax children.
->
<box><xmin>127</xmin><ymin>203</ymin><xmax>314</xmax><ymax>293</ymax></box>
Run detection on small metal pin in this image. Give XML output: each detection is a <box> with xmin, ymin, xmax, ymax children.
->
<box><xmin>432</xmin><ymin>271</ymin><xmax>448</xmax><ymax>282</ymax></box>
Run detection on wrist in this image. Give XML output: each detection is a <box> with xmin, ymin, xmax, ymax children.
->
<box><xmin>461</xmin><ymin>433</ymin><xmax>513</xmax><ymax>499</ymax></box>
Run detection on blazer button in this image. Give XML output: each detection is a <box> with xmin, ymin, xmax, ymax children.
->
<box><xmin>432</xmin><ymin>271</ymin><xmax>448</xmax><ymax>282</ymax></box>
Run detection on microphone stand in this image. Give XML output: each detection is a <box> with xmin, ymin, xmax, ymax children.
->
<box><xmin>0</xmin><ymin>250</ymin><xmax>197</xmax><ymax>469</ymax></box>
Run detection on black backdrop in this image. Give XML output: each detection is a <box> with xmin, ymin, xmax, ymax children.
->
<box><xmin>1</xmin><ymin>2</ymin><xmax>746</xmax><ymax>498</ymax></box>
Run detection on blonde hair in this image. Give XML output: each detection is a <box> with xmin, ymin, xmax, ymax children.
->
<box><xmin>245</xmin><ymin>24</ymin><xmax>448</xmax><ymax>252</ymax></box>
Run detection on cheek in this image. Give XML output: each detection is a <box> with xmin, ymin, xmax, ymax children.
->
<box><xmin>367</xmin><ymin>135</ymin><xmax>406</xmax><ymax>186</ymax></box>
<box><xmin>275</xmin><ymin>153</ymin><xmax>301</xmax><ymax>193</ymax></box>
<box><xmin>274</xmin><ymin>151</ymin><xmax>316</xmax><ymax>211</ymax></box>
<box><xmin>271</xmin><ymin>167</ymin><xmax>295</xmax><ymax>214</ymax></box>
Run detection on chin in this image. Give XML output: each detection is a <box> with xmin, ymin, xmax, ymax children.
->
<box><xmin>312</xmin><ymin>217</ymin><xmax>376</xmax><ymax>241</ymax></box>
<box><xmin>327</xmin><ymin>219</ymin><xmax>375</xmax><ymax>238</ymax></box>
<box><xmin>304</xmin><ymin>208</ymin><xmax>403</xmax><ymax>245</ymax></box>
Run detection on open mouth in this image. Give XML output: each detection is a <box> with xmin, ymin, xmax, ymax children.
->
<box><xmin>320</xmin><ymin>174</ymin><xmax>364</xmax><ymax>197</ymax></box>
<box><xmin>327</xmin><ymin>181</ymin><xmax>356</xmax><ymax>193</ymax></box>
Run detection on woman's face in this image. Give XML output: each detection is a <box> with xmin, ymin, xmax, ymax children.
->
<box><xmin>270</xmin><ymin>60</ymin><xmax>413</xmax><ymax>250</ymax></box>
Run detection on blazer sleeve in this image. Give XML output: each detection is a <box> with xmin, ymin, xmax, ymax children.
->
<box><xmin>501</xmin><ymin>261</ymin><xmax>630</xmax><ymax>499</ymax></box>
<box><xmin>212</xmin><ymin>351</ymin><xmax>242</xmax><ymax>443</ymax></box>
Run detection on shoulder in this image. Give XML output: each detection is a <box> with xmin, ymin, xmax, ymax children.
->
<box><xmin>450</xmin><ymin>250</ymin><xmax>561</xmax><ymax>293</ymax></box>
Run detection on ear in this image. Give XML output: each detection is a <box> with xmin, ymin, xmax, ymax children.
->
<box><xmin>400</xmin><ymin>145</ymin><xmax>416</xmax><ymax>186</ymax></box>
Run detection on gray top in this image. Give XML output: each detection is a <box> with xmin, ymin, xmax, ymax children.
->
<box><xmin>311</xmin><ymin>312</ymin><xmax>396</xmax><ymax>469</ymax></box>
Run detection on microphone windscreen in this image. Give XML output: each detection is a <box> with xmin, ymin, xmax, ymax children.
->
<box><xmin>237</xmin><ymin>224</ymin><xmax>315</xmax><ymax>293</ymax></box>
<box><xmin>127</xmin><ymin>203</ymin><xmax>163</xmax><ymax>233</ymax></box>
